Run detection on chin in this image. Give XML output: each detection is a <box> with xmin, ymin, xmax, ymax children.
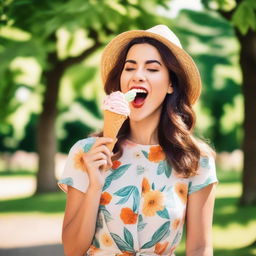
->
<box><xmin>129</xmin><ymin>113</ymin><xmax>152</xmax><ymax>123</ymax></box>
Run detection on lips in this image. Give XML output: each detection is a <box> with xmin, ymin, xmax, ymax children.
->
<box><xmin>129</xmin><ymin>87</ymin><xmax>148</xmax><ymax>108</ymax></box>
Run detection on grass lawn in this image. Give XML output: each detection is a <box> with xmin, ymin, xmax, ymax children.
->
<box><xmin>175</xmin><ymin>171</ymin><xmax>256</xmax><ymax>256</ymax></box>
<box><xmin>0</xmin><ymin>170</ymin><xmax>256</xmax><ymax>255</ymax></box>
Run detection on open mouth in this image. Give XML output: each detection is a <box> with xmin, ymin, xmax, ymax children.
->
<box><xmin>131</xmin><ymin>88</ymin><xmax>148</xmax><ymax>108</ymax></box>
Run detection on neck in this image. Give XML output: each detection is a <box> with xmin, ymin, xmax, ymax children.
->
<box><xmin>128</xmin><ymin>115</ymin><xmax>160</xmax><ymax>145</ymax></box>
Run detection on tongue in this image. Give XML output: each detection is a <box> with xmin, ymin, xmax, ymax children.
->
<box><xmin>134</xmin><ymin>96</ymin><xmax>145</xmax><ymax>105</ymax></box>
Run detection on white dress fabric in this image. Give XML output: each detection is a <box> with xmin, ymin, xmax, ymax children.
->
<box><xmin>58</xmin><ymin>137</ymin><xmax>218</xmax><ymax>256</ymax></box>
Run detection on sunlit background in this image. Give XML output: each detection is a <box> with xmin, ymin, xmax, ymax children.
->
<box><xmin>0</xmin><ymin>0</ymin><xmax>255</xmax><ymax>255</ymax></box>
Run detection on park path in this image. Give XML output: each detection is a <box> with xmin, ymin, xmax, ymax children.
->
<box><xmin>0</xmin><ymin>213</ymin><xmax>64</xmax><ymax>255</ymax></box>
<box><xmin>0</xmin><ymin>177</ymin><xmax>65</xmax><ymax>255</ymax></box>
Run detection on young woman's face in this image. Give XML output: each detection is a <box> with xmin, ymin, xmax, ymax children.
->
<box><xmin>120</xmin><ymin>43</ymin><xmax>173</xmax><ymax>122</ymax></box>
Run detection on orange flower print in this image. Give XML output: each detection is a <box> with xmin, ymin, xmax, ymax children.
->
<box><xmin>142</xmin><ymin>190</ymin><xmax>164</xmax><ymax>216</ymax></box>
<box><xmin>88</xmin><ymin>245</ymin><xmax>101</xmax><ymax>254</ymax></box>
<box><xmin>142</xmin><ymin>177</ymin><xmax>151</xmax><ymax>195</ymax></box>
<box><xmin>172</xmin><ymin>218</ymin><xmax>181</xmax><ymax>230</ymax></box>
<box><xmin>148</xmin><ymin>145</ymin><xmax>165</xmax><ymax>163</ymax></box>
<box><xmin>100</xmin><ymin>192</ymin><xmax>112</xmax><ymax>205</ymax></box>
<box><xmin>120</xmin><ymin>207</ymin><xmax>138</xmax><ymax>224</ymax></box>
<box><xmin>112</xmin><ymin>160</ymin><xmax>121</xmax><ymax>169</ymax></box>
<box><xmin>175</xmin><ymin>182</ymin><xmax>188</xmax><ymax>204</ymax></box>
<box><xmin>73</xmin><ymin>149</ymin><xmax>87</xmax><ymax>172</ymax></box>
<box><xmin>100</xmin><ymin>232</ymin><xmax>114</xmax><ymax>247</ymax></box>
<box><xmin>154</xmin><ymin>241</ymin><xmax>169</xmax><ymax>255</ymax></box>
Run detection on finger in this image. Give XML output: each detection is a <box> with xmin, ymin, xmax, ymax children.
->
<box><xmin>101</xmin><ymin>162</ymin><xmax>112</xmax><ymax>172</ymax></box>
<box><xmin>97</xmin><ymin>159</ymin><xmax>108</xmax><ymax>169</ymax></box>
<box><xmin>107</xmin><ymin>152</ymin><xmax>112</xmax><ymax>165</ymax></box>
<box><xmin>92</xmin><ymin>145</ymin><xmax>112</xmax><ymax>158</ymax></box>
<box><xmin>92</xmin><ymin>137</ymin><xmax>114</xmax><ymax>148</ymax></box>
<box><xmin>91</xmin><ymin>152</ymin><xmax>107</xmax><ymax>162</ymax></box>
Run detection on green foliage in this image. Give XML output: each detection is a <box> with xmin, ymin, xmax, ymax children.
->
<box><xmin>0</xmin><ymin>69</ymin><xmax>20</xmax><ymax>122</ymax></box>
<box><xmin>202</xmin><ymin>0</ymin><xmax>256</xmax><ymax>34</ymax></box>
<box><xmin>174</xmin><ymin>10</ymin><xmax>242</xmax><ymax>151</ymax></box>
<box><xmin>0</xmin><ymin>0</ymin><xmax>244</xmax><ymax>153</ymax></box>
<box><xmin>0</xmin><ymin>0</ymin><xmax>171</xmax><ymax>153</ymax></box>
<box><xmin>232</xmin><ymin>0</ymin><xmax>256</xmax><ymax>34</ymax></box>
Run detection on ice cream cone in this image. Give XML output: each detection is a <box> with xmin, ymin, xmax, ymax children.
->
<box><xmin>102</xmin><ymin>90</ymin><xmax>137</xmax><ymax>152</ymax></box>
<box><xmin>103</xmin><ymin>110</ymin><xmax>127</xmax><ymax>151</ymax></box>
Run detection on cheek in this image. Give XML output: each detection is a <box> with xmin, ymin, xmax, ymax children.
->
<box><xmin>151</xmin><ymin>75</ymin><xmax>170</xmax><ymax>93</ymax></box>
<box><xmin>120</xmin><ymin>72</ymin><xmax>128</xmax><ymax>91</ymax></box>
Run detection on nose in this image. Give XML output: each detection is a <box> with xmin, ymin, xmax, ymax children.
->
<box><xmin>132</xmin><ymin>68</ymin><xmax>146</xmax><ymax>83</ymax></box>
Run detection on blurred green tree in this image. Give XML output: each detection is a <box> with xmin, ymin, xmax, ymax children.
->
<box><xmin>202</xmin><ymin>0</ymin><xmax>256</xmax><ymax>205</ymax></box>
<box><xmin>0</xmin><ymin>0</ymin><xmax>170</xmax><ymax>193</ymax></box>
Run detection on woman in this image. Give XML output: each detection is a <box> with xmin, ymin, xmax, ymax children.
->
<box><xmin>58</xmin><ymin>25</ymin><xmax>218</xmax><ymax>256</ymax></box>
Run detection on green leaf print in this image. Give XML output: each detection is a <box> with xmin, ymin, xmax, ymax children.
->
<box><xmin>160</xmin><ymin>185</ymin><xmax>166</xmax><ymax>192</ymax></box>
<box><xmin>110</xmin><ymin>233</ymin><xmax>135</xmax><ymax>252</ymax></box>
<box><xmin>83</xmin><ymin>137</ymin><xmax>96</xmax><ymax>152</ymax></box>
<box><xmin>188</xmin><ymin>176</ymin><xmax>215</xmax><ymax>194</ymax></box>
<box><xmin>132</xmin><ymin>187</ymin><xmax>140</xmax><ymax>212</ymax></box>
<box><xmin>164</xmin><ymin>161</ymin><xmax>172</xmax><ymax>178</ymax></box>
<box><xmin>115</xmin><ymin>186</ymin><xmax>134</xmax><ymax>196</ymax></box>
<box><xmin>137</xmin><ymin>214</ymin><xmax>147</xmax><ymax>232</ymax></box>
<box><xmin>156</xmin><ymin>207</ymin><xmax>170</xmax><ymax>219</ymax></box>
<box><xmin>99</xmin><ymin>205</ymin><xmax>113</xmax><ymax>222</ymax></box>
<box><xmin>157</xmin><ymin>161</ymin><xmax>165</xmax><ymax>175</ymax></box>
<box><xmin>136</xmin><ymin>165</ymin><xmax>145</xmax><ymax>175</ymax></box>
<box><xmin>151</xmin><ymin>221</ymin><xmax>170</xmax><ymax>242</ymax></box>
<box><xmin>92</xmin><ymin>237</ymin><xmax>100</xmax><ymax>248</ymax></box>
<box><xmin>103</xmin><ymin>164</ymin><xmax>131</xmax><ymax>191</ymax></box>
<box><xmin>157</xmin><ymin>160</ymin><xmax>172</xmax><ymax>178</ymax></box>
<box><xmin>59</xmin><ymin>177</ymin><xmax>73</xmax><ymax>186</ymax></box>
<box><xmin>96</xmin><ymin>211</ymin><xmax>103</xmax><ymax>229</ymax></box>
<box><xmin>142</xmin><ymin>150</ymin><xmax>149</xmax><ymax>159</ymax></box>
<box><xmin>114</xmin><ymin>186</ymin><xmax>140</xmax><ymax>212</ymax></box>
<box><xmin>200</xmin><ymin>157</ymin><xmax>210</xmax><ymax>169</ymax></box>
<box><xmin>141</xmin><ymin>221</ymin><xmax>170</xmax><ymax>249</ymax></box>
<box><xmin>124</xmin><ymin>227</ymin><xmax>134</xmax><ymax>248</ymax></box>
<box><xmin>152</xmin><ymin>182</ymin><xmax>155</xmax><ymax>190</ymax></box>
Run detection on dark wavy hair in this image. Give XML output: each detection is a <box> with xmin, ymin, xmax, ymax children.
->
<box><xmin>92</xmin><ymin>37</ymin><xmax>214</xmax><ymax>177</ymax></box>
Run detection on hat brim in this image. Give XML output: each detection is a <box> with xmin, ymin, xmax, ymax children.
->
<box><xmin>101</xmin><ymin>29</ymin><xmax>201</xmax><ymax>105</ymax></box>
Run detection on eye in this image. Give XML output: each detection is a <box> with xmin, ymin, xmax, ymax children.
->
<box><xmin>124</xmin><ymin>68</ymin><xmax>135</xmax><ymax>71</ymax></box>
<box><xmin>148</xmin><ymin>69</ymin><xmax>158</xmax><ymax>72</ymax></box>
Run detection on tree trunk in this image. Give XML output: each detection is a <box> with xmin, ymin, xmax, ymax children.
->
<box><xmin>237</xmin><ymin>30</ymin><xmax>256</xmax><ymax>205</ymax></box>
<box><xmin>36</xmin><ymin>53</ymin><xmax>63</xmax><ymax>193</ymax></box>
<box><xmin>35</xmin><ymin>37</ymin><xmax>101</xmax><ymax>193</ymax></box>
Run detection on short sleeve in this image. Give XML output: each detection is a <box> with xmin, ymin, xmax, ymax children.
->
<box><xmin>188</xmin><ymin>156</ymin><xmax>218</xmax><ymax>194</ymax></box>
<box><xmin>58</xmin><ymin>137</ymin><xmax>96</xmax><ymax>194</ymax></box>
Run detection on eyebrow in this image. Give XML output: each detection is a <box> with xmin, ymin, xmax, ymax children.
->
<box><xmin>125</xmin><ymin>59</ymin><xmax>162</xmax><ymax>66</ymax></box>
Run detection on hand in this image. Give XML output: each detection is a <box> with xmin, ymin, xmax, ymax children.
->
<box><xmin>82</xmin><ymin>137</ymin><xmax>113</xmax><ymax>190</ymax></box>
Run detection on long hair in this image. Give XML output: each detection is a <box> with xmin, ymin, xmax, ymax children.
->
<box><xmin>92</xmin><ymin>37</ymin><xmax>214</xmax><ymax>177</ymax></box>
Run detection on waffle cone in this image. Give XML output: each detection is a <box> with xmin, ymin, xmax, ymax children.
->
<box><xmin>103</xmin><ymin>110</ymin><xmax>127</xmax><ymax>151</ymax></box>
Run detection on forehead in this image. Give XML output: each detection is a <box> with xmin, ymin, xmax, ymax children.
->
<box><xmin>125</xmin><ymin>43</ymin><xmax>162</xmax><ymax>61</ymax></box>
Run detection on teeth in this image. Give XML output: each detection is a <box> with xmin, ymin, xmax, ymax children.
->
<box><xmin>131</xmin><ymin>88</ymin><xmax>148</xmax><ymax>94</ymax></box>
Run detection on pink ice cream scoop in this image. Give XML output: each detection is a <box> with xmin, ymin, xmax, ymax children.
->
<box><xmin>102</xmin><ymin>90</ymin><xmax>136</xmax><ymax>152</ymax></box>
<box><xmin>103</xmin><ymin>91</ymin><xmax>130</xmax><ymax>116</ymax></box>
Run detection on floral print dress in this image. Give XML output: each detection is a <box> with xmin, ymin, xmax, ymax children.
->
<box><xmin>58</xmin><ymin>137</ymin><xmax>218</xmax><ymax>256</ymax></box>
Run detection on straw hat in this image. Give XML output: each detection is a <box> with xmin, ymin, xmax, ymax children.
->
<box><xmin>101</xmin><ymin>24</ymin><xmax>201</xmax><ymax>105</ymax></box>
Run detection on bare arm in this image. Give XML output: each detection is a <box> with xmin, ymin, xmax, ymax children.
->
<box><xmin>62</xmin><ymin>186</ymin><xmax>102</xmax><ymax>256</ymax></box>
<box><xmin>186</xmin><ymin>183</ymin><xmax>217</xmax><ymax>256</ymax></box>
<box><xmin>62</xmin><ymin>137</ymin><xmax>113</xmax><ymax>256</ymax></box>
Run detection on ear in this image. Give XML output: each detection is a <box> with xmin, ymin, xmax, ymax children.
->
<box><xmin>167</xmin><ymin>84</ymin><xmax>173</xmax><ymax>94</ymax></box>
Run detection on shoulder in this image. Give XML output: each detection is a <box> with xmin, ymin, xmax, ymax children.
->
<box><xmin>69</xmin><ymin>136</ymin><xmax>97</xmax><ymax>153</ymax></box>
<box><xmin>188</xmin><ymin>153</ymin><xmax>217</xmax><ymax>195</ymax></box>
